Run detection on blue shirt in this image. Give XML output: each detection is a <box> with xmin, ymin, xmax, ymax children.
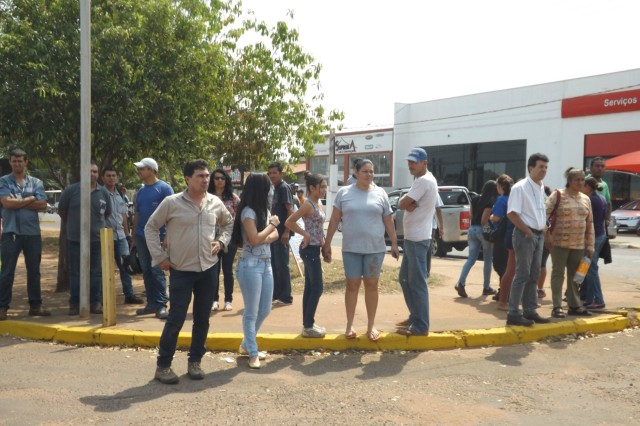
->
<box><xmin>134</xmin><ymin>180</ymin><xmax>174</xmax><ymax>238</ymax></box>
<box><xmin>0</xmin><ymin>174</ymin><xmax>46</xmax><ymax>235</ymax></box>
<box><xmin>590</xmin><ymin>193</ymin><xmax>607</xmax><ymax>237</ymax></box>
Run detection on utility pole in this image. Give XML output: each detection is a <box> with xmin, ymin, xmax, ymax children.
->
<box><xmin>326</xmin><ymin>129</ymin><xmax>337</xmax><ymax>222</ymax></box>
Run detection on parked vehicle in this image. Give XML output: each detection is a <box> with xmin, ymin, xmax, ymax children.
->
<box><xmin>386</xmin><ymin>185</ymin><xmax>471</xmax><ymax>257</ymax></box>
<box><xmin>611</xmin><ymin>199</ymin><xmax>640</xmax><ymax>234</ymax></box>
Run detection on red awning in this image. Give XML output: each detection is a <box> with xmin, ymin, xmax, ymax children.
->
<box><xmin>605</xmin><ymin>150</ymin><xmax>640</xmax><ymax>173</ymax></box>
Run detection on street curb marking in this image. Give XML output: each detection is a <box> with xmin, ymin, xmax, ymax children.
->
<box><xmin>0</xmin><ymin>314</ymin><xmax>630</xmax><ymax>351</ymax></box>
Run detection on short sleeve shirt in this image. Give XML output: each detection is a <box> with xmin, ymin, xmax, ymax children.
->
<box><xmin>403</xmin><ymin>173</ymin><xmax>438</xmax><ymax>241</ymax></box>
<box><xmin>58</xmin><ymin>183</ymin><xmax>112</xmax><ymax>242</ymax></box>
<box><xmin>334</xmin><ymin>185</ymin><xmax>392</xmax><ymax>253</ymax></box>
<box><xmin>240</xmin><ymin>207</ymin><xmax>272</xmax><ymax>259</ymax></box>
<box><xmin>0</xmin><ymin>174</ymin><xmax>47</xmax><ymax>235</ymax></box>
<box><xmin>270</xmin><ymin>181</ymin><xmax>294</xmax><ymax>236</ymax></box>
<box><xmin>134</xmin><ymin>180</ymin><xmax>174</xmax><ymax>238</ymax></box>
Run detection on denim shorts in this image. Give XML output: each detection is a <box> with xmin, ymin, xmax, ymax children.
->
<box><xmin>342</xmin><ymin>252</ymin><xmax>385</xmax><ymax>279</ymax></box>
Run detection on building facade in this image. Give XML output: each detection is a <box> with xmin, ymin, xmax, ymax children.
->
<box><xmin>393</xmin><ymin>69</ymin><xmax>640</xmax><ymax>207</ymax></box>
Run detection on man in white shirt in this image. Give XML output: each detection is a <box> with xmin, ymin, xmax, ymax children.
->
<box><xmin>145</xmin><ymin>159</ymin><xmax>233</xmax><ymax>384</ymax></box>
<box><xmin>506</xmin><ymin>153</ymin><xmax>551</xmax><ymax>326</ymax></box>
<box><xmin>396</xmin><ymin>148</ymin><xmax>438</xmax><ymax>336</ymax></box>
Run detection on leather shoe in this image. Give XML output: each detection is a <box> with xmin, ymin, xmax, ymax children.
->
<box><xmin>136</xmin><ymin>306</ymin><xmax>155</xmax><ymax>316</ymax></box>
<box><xmin>396</xmin><ymin>326</ymin><xmax>429</xmax><ymax>337</ymax></box>
<box><xmin>454</xmin><ymin>285</ymin><xmax>468</xmax><ymax>298</ymax></box>
<box><xmin>156</xmin><ymin>307</ymin><xmax>168</xmax><ymax>319</ymax></box>
<box><xmin>506</xmin><ymin>314</ymin><xmax>534</xmax><ymax>326</ymax></box>
<box><xmin>68</xmin><ymin>305</ymin><xmax>79</xmax><ymax>316</ymax></box>
<box><xmin>90</xmin><ymin>303</ymin><xmax>103</xmax><ymax>314</ymax></box>
<box><xmin>124</xmin><ymin>295</ymin><xmax>145</xmax><ymax>304</ymax></box>
<box><xmin>0</xmin><ymin>308</ymin><xmax>8</xmax><ymax>321</ymax></box>
<box><xmin>523</xmin><ymin>312</ymin><xmax>551</xmax><ymax>324</ymax></box>
<box><xmin>28</xmin><ymin>306</ymin><xmax>51</xmax><ymax>317</ymax></box>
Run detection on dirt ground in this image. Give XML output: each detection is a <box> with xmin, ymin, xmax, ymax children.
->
<box><xmin>1</xmin><ymin>328</ymin><xmax>639</xmax><ymax>425</ymax></box>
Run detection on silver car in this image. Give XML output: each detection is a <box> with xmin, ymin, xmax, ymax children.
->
<box><xmin>611</xmin><ymin>200</ymin><xmax>640</xmax><ymax>234</ymax></box>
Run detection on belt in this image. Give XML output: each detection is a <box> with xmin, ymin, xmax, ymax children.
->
<box><xmin>528</xmin><ymin>227</ymin><xmax>543</xmax><ymax>235</ymax></box>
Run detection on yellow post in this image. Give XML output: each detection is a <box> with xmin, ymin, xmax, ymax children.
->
<box><xmin>100</xmin><ymin>228</ymin><xmax>116</xmax><ymax>326</ymax></box>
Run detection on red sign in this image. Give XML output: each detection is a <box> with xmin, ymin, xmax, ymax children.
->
<box><xmin>562</xmin><ymin>89</ymin><xmax>640</xmax><ymax>118</ymax></box>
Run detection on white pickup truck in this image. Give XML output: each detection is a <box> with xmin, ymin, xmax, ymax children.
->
<box><xmin>386</xmin><ymin>185</ymin><xmax>472</xmax><ymax>257</ymax></box>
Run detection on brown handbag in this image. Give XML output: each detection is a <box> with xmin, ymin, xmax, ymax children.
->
<box><xmin>545</xmin><ymin>190</ymin><xmax>561</xmax><ymax>250</ymax></box>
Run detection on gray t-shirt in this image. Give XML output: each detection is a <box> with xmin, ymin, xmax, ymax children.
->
<box><xmin>58</xmin><ymin>183</ymin><xmax>111</xmax><ymax>242</ymax></box>
<box><xmin>240</xmin><ymin>207</ymin><xmax>271</xmax><ymax>259</ymax></box>
<box><xmin>334</xmin><ymin>185</ymin><xmax>392</xmax><ymax>253</ymax></box>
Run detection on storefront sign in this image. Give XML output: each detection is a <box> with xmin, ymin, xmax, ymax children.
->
<box><xmin>314</xmin><ymin>129</ymin><xmax>393</xmax><ymax>156</ymax></box>
<box><xmin>562</xmin><ymin>89</ymin><xmax>640</xmax><ymax>118</ymax></box>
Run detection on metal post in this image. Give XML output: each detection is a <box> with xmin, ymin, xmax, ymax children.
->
<box><xmin>100</xmin><ymin>228</ymin><xmax>116</xmax><ymax>326</ymax></box>
<box><xmin>79</xmin><ymin>0</ymin><xmax>91</xmax><ymax>318</ymax></box>
<box><xmin>326</xmin><ymin>130</ymin><xmax>337</xmax><ymax>222</ymax></box>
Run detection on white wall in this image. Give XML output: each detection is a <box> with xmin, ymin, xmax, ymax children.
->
<box><xmin>393</xmin><ymin>69</ymin><xmax>640</xmax><ymax>190</ymax></box>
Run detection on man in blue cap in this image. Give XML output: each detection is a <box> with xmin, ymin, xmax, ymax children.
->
<box><xmin>396</xmin><ymin>147</ymin><xmax>438</xmax><ymax>336</ymax></box>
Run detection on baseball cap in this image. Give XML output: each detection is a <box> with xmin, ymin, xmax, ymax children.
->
<box><xmin>405</xmin><ymin>148</ymin><xmax>428</xmax><ymax>162</ymax></box>
<box><xmin>134</xmin><ymin>157</ymin><xmax>158</xmax><ymax>172</ymax></box>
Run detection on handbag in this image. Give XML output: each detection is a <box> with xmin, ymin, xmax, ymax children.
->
<box><xmin>482</xmin><ymin>219</ymin><xmax>506</xmax><ymax>243</ymax></box>
<box><xmin>544</xmin><ymin>190</ymin><xmax>561</xmax><ymax>251</ymax></box>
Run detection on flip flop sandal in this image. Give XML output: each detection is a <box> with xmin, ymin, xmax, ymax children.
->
<box><xmin>345</xmin><ymin>330</ymin><xmax>357</xmax><ymax>339</ymax></box>
<box><xmin>367</xmin><ymin>329</ymin><xmax>381</xmax><ymax>342</ymax></box>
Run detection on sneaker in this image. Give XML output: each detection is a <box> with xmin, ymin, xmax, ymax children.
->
<box><xmin>272</xmin><ymin>299</ymin><xmax>292</xmax><ymax>306</ymax></box>
<box><xmin>312</xmin><ymin>323</ymin><xmax>326</xmax><ymax>333</ymax></box>
<box><xmin>124</xmin><ymin>295</ymin><xmax>144</xmax><ymax>304</ymax></box>
<box><xmin>302</xmin><ymin>327</ymin><xmax>325</xmax><ymax>338</ymax></box>
<box><xmin>28</xmin><ymin>306</ymin><xmax>51</xmax><ymax>317</ymax></box>
<box><xmin>506</xmin><ymin>314</ymin><xmax>534</xmax><ymax>326</ymax></box>
<box><xmin>0</xmin><ymin>308</ymin><xmax>7</xmax><ymax>321</ymax></box>
<box><xmin>212</xmin><ymin>301</ymin><xmax>219</xmax><ymax>311</ymax></box>
<box><xmin>584</xmin><ymin>303</ymin><xmax>606</xmax><ymax>310</ymax></box>
<box><xmin>187</xmin><ymin>362</ymin><xmax>205</xmax><ymax>380</ymax></box>
<box><xmin>68</xmin><ymin>305</ymin><xmax>79</xmax><ymax>316</ymax></box>
<box><xmin>223</xmin><ymin>302</ymin><xmax>232</xmax><ymax>311</ymax></box>
<box><xmin>238</xmin><ymin>345</ymin><xmax>267</xmax><ymax>360</ymax></box>
<box><xmin>482</xmin><ymin>287</ymin><xmax>497</xmax><ymax>296</ymax></box>
<box><xmin>537</xmin><ymin>289</ymin><xmax>547</xmax><ymax>298</ymax></box>
<box><xmin>454</xmin><ymin>285</ymin><xmax>468</xmax><ymax>298</ymax></box>
<box><xmin>248</xmin><ymin>357</ymin><xmax>261</xmax><ymax>369</ymax></box>
<box><xmin>492</xmin><ymin>289</ymin><xmax>500</xmax><ymax>301</ymax></box>
<box><xmin>154</xmin><ymin>367</ymin><xmax>179</xmax><ymax>384</ymax></box>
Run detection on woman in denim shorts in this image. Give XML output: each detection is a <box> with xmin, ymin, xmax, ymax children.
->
<box><xmin>324</xmin><ymin>160</ymin><xmax>400</xmax><ymax>342</ymax></box>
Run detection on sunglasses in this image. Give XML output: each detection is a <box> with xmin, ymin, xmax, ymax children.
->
<box><xmin>213</xmin><ymin>176</ymin><xmax>226</xmax><ymax>181</ymax></box>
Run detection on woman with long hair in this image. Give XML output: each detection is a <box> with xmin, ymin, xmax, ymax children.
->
<box><xmin>208</xmin><ymin>168</ymin><xmax>240</xmax><ymax>311</ymax></box>
<box><xmin>454</xmin><ymin>180</ymin><xmax>498</xmax><ymax>298</ymax></box>
<box><xmin>285</xmin><ymin>172</ymin><xmax>328</xmax><ymax>338</ymax></box>
<box><xmin>231</xmin><ymin>173</ymin><xmax>280</xmax><ymax>369</ymax></box>
<box><xmin>491</xmin><ymin>175</ymin><xmax>514</xmax><ymax>310</ymax></box>
<box><xmin>324</xmin><ymin>159</ymin><xmax>400</xmax><ymax>342</ymax></box>
<box><xmin>581</xmin><ymin>176</ymin><xmax>608</xmax><ymax>309</ymax></box>
<box><xmin>546</xmin><ymin>167</ymin><xmax>594</xmax><ymax>318</ymax></box>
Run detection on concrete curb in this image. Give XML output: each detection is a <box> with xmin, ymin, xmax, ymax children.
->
<box><xmin>0</xmin><ymin>314</ymin><xmax>631</xmax><ymax>352</ymax></box>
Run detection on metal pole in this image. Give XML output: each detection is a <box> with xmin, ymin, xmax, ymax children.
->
<box><xmin>79</xmin><ymin>0</ymin><xmax>91</xmax><ymax>318</ymax></box>
<box><xmin>326</xmin><ymin>129</ymin><xmax>337</xmax><ymax>222</ymax></box>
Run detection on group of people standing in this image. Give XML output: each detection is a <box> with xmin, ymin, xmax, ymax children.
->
<box><xmin>453</xmin><ymin>153</ymin><xmax>611</xmax><ymax>326</ymax></box>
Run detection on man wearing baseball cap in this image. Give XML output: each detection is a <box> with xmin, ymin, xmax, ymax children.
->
<box><xmin>132</xmin><ymin>157</ymin><xmax>174</xmax><ymax>319</ymax></box>
<box><xmin>396</xmin><ymin>147</ymin><xmax>438</xmax><ymax>336</ymax></box>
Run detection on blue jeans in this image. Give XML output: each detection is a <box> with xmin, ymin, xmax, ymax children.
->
<box><xmin>135</xmin><ymin>236</ymin><xmax>168</xmax><ymax>309</ymax></box>
<box><xmin>299</xmin><ymin>245</ymin><xmax>323</xmax><ymax>329</ymax></box>
<box><xmin>157</xmin><ymin>264</ymin><xmax>218</xmax><ymax>368</ymax></box>
<box><xmin>68</xmin><ymin>240</ymin><xmax>102</xmax><ymax>305</ymax></box>
<box><xmin>508</xmin><ymin>228</ymin><xmax>543</xmax><ymax>316</ymax></box>
<box><xmin>114</xmin><ymin>238</ymin><xmax>135</xmax><ymax>298</ymax></box>
<box><xmin>0</xmin><ymin>233</ymin><xmax>42</xmax><ymax>309</ymax></box>
<box><xmin>399</xmin><ymin>239</ymin><xmax>431</xmax><ymax>333</ymax></box>
<box><xmin>215</xmin><ymin>243</ymin><xmax>237</xmax><ymax>303</ymax></box>
<box><xmin>270</xmin><ymin>240</ymin><xmax>292</xmax><ymax>303</ymax></box>
<box><xmin>457</xmin><ymin>225</ymin><xmax>493</xmax><ymax>289</ymax></box>
<box><xmin>237</xmin><ymin>257</ymin><xmax>273</xmax><ymax>357</ymax></box>
<box><xmin>584</xmin><ymin>234</ymin><xmax>606</xmax><ymax>305</ymax></box>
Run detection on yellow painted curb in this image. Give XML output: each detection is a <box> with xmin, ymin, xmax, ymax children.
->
<box><xmin>0</xmin><ymin>315</ymin><xmax>632</xmax><ymax>351</ymax></box>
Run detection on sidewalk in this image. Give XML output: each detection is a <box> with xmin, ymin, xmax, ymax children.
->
<box><xmin>2</xmin><ymin>233</ymin><xmax>639</xmax><ymax>351</ymax></box>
